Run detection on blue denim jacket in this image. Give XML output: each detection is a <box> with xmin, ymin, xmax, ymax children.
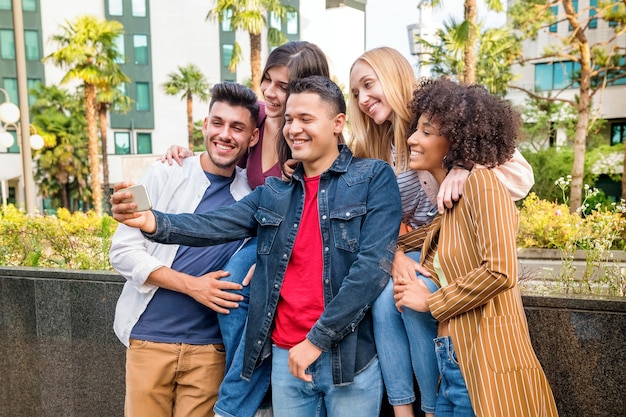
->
<box><xmin>145</xmin><ymin>145</ymin><xmax>402</xmax><ymax>385</ymax></box>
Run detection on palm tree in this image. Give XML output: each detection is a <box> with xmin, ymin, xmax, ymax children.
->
<box><xmin>163</xmin><ymin>64</ymin><xmax>210</xmax><ymax>151</ymax></box>
<box><xmin>424</xmin><ymin>0</ymin><xmax>503</xmax><ymax>85</ymax></box>
<box><xmin>30</xmin><ymin>84</ymin><xmax>90</xmax><ymax>211</ymax></box>
<box><xmin>206</xmin><ymin>0</ymin><xmax>291</xmax><ymax>97</ymax></box>
<box><xmin>97</xmin><ymin>80</ymin><xmax>131</xmax><ymax>214</ymax></box>
<box><xmin>44</xmin><ymin>15</ymin><xmax>125</xmax><ymax>216</ymax></box>
<box><xmin>418</xmin><ymin>17</ymin><xmax>520</xmax><ymax>96</ymax></box>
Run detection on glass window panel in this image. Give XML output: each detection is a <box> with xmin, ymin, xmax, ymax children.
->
<box><xmin>269</xmin><ymin>12</ymin><xmax>281</xmax><ymax>30</ymax></box>
<box><xmin>133</xmin><ymin>34</ymin><xmax>148</xmax><ymax>64</ymax></box>
<box><xmin>589</xmin><ymin>0</ymin><xmax>597</xmax><ymax>29</ymax></box>
<box><xmin>0</xmin><ymin>0</ymin><xmax>10</xmax><ymax>10</ymax></box>
<box><xmin>553</xmin><ymin>62</ymin><xmax>571</xmax><ymax>89</ymax></box>
<box><xmin>222</xmin><ymin>44</ymin><xmax>233</xmax><ymax>68</ymax></box>
<box><xmin>108</xmin><ymin>0</ymin><xmax>123</xmax><ymax>16</ymax></box>
<box><xmin>549</xmin><ymin>6</ymin><xmax>558</xmax><ymax>32</ymax></box>
<box><xmin>22</xmin><ymin>0</ymin><xmax>36</xmax><ymax>11</ymax></box>
<box><xmin>287</xmin><ymin>12</ymin><xmax>298</xmax><ymax>34</ymax></box>
<box><xmin>114</xmin><ymin>132</ymin><xmax>131</xmax><ymax>154</ymax></box>
<box><xmin>114</xmin><ymin>83</ymin><xmax>126</xmax><ymax>111</ymax></box>
<box><xmin>222</xmin><ymin>9</ymin><xmax>232</xmax><ymax>31</ymax></box>
<box><xmin>136</xmin><ymin>82</ymin><xmax>150</xmax><ymax>111</ymax></box>
<box><xmin>3</xmin><ymin>78</ymin><xmax>18</xmax><ymax>103</ymax></box>
<box><xmin>136</xmin><ymin>132</ymin><xmax>152</xmax><ymax>154</ymax></box>
<box><xmin>114</xmin><ymin>34</ymin><xmax>125</xmax><ymax>64</ymax></box>
<box><xmin>27</xmin><ymin>78</ymin><xmax>39</xmax><ymax>106</ymax></box>
<box><xmin>611</xmin><ymin>123</ymin><xmax>626</xmax><ymax>145</ymax></box>
<box><xmin>131</xmin><ymin>0</ymin><xmax>146</xmax><ymax>17</ymax></box>
<box><xmin>0</xmin><ymin>29</ymin><xmax>15</xmax><ymax>59</ymax></box>
<box><xmin>24</xmin><ymin>30</ymin><xmax>39</xmax><ymax>60</ymax></box>
<box><xmin>534</xmin><ymin>63</ymin><xmax>553</xmax><ymax>91</ymax></box>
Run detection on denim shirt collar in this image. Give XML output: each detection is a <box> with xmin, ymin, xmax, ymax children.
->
<box><xmin>291</xmin><ymin>144</ymin><xmax>353</xmax><ymax>182</ymax></box>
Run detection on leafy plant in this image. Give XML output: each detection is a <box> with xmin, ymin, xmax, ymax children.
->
<box><xmin>518</xmin><ymin>178</ymin><xmax>626</xmax><ymax>296</ymax></box>
<box><xmin>0</xmin><ymin>205</ymin><xmax>118</xmax><ymax>270</ymax></box>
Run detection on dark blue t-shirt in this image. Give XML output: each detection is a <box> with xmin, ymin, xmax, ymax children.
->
<box><xmin>130</xmin><ymin>171</ymin><xmax>244</xmax><ymax>344</ymax></box>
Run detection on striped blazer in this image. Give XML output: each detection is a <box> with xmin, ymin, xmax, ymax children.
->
<box><xmin>398</xmin><ymin>169</ymin><xmax>558</xmax><ymax>417</ymax></box>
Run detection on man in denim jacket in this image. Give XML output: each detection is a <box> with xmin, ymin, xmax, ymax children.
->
<box><xmin>111</xmin><ymin>76</ymin><xmax>402</xmax><ymax>417</ymax></box>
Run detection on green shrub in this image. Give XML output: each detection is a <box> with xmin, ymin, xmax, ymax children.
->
<box><xmin>0</xmin><ymin>205</ymin><xmax>118</xmax><ymax>270</ymax></box>
<box><xmin>518</xmin><ymin>178</ymin><xmax>626</xmax><ymax>296</ymax></box>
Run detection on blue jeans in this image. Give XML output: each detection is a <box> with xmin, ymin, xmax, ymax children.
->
<box><xmin>372</xmin><ymin>251</ymin><xmax>439</xmax><ymax>414</ymax></box>
<box><xmin>214</xmin><ymin>238</ymin><xmax>271</xmax><ymax>417</ymax></box>
<box><xmin>434</xmin><ymin>336</ymin><xmax>476</xmax><ymax>417</ymax></box>
<box><xmin>271</xmin><ymin>346</ymin><xmax>383</xmax><ymax>417</ymax></box>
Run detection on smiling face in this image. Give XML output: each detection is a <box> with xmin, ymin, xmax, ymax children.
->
<box><xmin>283</xmin><ymin>92</ymin><xmax>343</xmax><ymax>177</ymax></box>
<box><xmin>407</xmin><ymin>114</ymin><xmax>450</xmax><ymax>184</ymax></box>
<box><xmin>202</xmin><ymin>101</ymin><xmax>259</xmax><ymax>176</ymax></box>
<box><xmin>260</xmin><ymin>65</ymin><xmax>290</xmax><ymax>118</ymax></box>
<box><xmin>349</xmin><ymin>60</ymin><xmax>393</xmax><ymax>126</ymax></box>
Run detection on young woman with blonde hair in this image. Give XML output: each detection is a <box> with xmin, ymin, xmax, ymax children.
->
<box><xmin>349</xmin><ymin>47</ymin><xmax>535</xmax><ymax>417</ymax></box>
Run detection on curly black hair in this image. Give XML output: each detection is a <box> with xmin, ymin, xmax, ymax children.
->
<box><xmin>408</xmin><ymin>77</ymin><xmax>519</xmax><ymax>170</ymax></box>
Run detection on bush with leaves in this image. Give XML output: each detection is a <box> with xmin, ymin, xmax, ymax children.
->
<box><xmin>518</xmin><ymin>178</ymin><xmax>626</xmax><ymax>296</ymax></box>
<box><xmin>0</xmin><ymin>205</ymin><xmax>118</xmax><ymax>270</ymax></box>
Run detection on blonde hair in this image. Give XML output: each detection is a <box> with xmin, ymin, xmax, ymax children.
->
<box><xmin>348</xmin><ymin>47</ymin><xmax>417</xmax><ymax>173</ymax></box>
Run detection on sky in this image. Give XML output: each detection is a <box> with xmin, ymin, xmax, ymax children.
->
<box><xmin>364</xmin><ymin>0</ymin><xmax>507</xmax><ymax>70</ymax></box>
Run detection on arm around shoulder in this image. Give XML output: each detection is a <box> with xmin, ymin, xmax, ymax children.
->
<box><xmin>491</xmin><ymin>148</ymin><xmax>534</xmax><ymax>201</ymax></box>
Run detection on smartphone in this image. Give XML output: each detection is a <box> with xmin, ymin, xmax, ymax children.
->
<box><xmin>120</xmin><ymin>184</ymin><xmax>152</xmax><ymax>212</ymax></box>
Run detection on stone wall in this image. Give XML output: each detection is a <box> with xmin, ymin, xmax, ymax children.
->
<box><xmin>0</xmin><ymin>267</ymin><xmax>624</xmax><ymax>417</ymax></box>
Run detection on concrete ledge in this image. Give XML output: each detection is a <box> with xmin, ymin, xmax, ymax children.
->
<box><xmin>1</xmin><ymin>267</ymin><xmax>624</xmax><ymax>417</ymax></box>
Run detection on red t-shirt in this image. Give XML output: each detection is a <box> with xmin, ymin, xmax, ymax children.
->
<box><xmin>272</xmin><ymin>175</ymin><xmax>325</xmax><ymax>349</ymax></box>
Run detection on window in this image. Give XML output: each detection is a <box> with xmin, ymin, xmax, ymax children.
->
<box><xmin>131</xmin><ymin>0</ymin><xmax>146</xmax><ymax>17</ymax></box>
<box><xmin>27</xmin><ymin>78</ymin><xmax>39</xmax><ymax>106</ymax></box>
<box><xmin>0</xmin><ymin>29</ymin><xmax>15</xmax><ymax>59</ymax></box>
<box><xmin>108</xmin><ymin>0</ymin><xmax>123</xmax><ymax>16</ymax></box>
<box><xmin>136</xmin><ymin>133</ymin><xmax>152</xmax><ymax>154</ymax></box>
<box><xmin>269</xmin><ymin>12</ymin><xmax>281</xmax><ymax>30</ymax></box>
<box><xmin>589</xmin><ymin>0</ymin><xmax>598</xmax><ymax>29</ymax></box>
<box><xmin>114</xmin><ymin>34</ymin><xmax>125</xmax><ymax>64</ymax></box>
<box><xmin>287</xmin><ymin>12</ymin><xmax>298</xmax><ymax>35</ymax></box>
<box><xmin>222</xmin><ymin>44</ymin><xmax>233</xmax><ymax>68</ymax></box>
<box><xmin>2</xmin><ymin>78</ymin><xmax>17</xmax><ymax>103</ymax></box>
<box><xmin>222</xmin><ymin>9</ymin><xmax>232</xmax><ymax>31</ymax></box>
<box><xmin>114</xmin><ymin>83</ymin><xmax>127</xmax><ymax>112</ymax></box>
<box><xmin>114</xmin><ymin>132</ymin><xmax>131</xmax><ymax>154</ymax></box>
<box><xmin>133</xmin><ymin>35</ymin><xmax>148</xmax><ymax>64</ymax></box>
<box><xmin>24</xmin><ymin>30</ymin><xmax>39</xmax><ymax>60</ymax></box>
<box><xmin>611</xmin><ymin>123</ymin><xmax>626</xmax><ymax>145</ymax></box>
<box><xmin>136</xmin><ymin>82</ymin><xmax>150</xmax><ymax>111</ymax></box>
<box><xmin>534</xmin><ymin>61</ymin><xmax>580</xmax><ymax>91</ymax></box>
<box><xmin>22</xmin><ymin>0</ymin><xmax>36</xmax><ymax>11</ymax></box>
<box><xmin>0</xmin><ymin>0</ymin><xmax>36</xmax><ymax>10</ymax></box>
<box><xmin>549</xmin><ymin>6</ymin><xmax>558</xmax><ymax>33</ymax></box>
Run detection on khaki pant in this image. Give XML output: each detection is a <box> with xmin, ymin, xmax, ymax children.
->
<box><xmin>125</xmin><ymin>339</ymin><xmax>226</xmax><ymax>417</ymax></box>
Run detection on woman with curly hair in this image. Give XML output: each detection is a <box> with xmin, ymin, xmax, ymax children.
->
<box><xmin>348</xmin><ymin>47</ymin><xmax>535</xmax><ymax>417</ymax></box>
<box><xmin>393</xmin><ymin>78</ymin><xmax>558</xmax><ymax>417</ymax></box>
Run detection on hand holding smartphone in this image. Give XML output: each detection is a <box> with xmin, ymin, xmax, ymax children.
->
<box><xmin>120</xmin><ymin>184</ymin><xmax>152</xmax><ymax>212</ymax></box>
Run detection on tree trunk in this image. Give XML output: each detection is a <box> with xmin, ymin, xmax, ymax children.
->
<box><xmin>463</xmin><ymin>0</ymin><xmax>478</xmax><ymax>85</ymax></box>
<box><xmin>564</xmin><ymin>0</ymin><xmax>591</xmax><ymax>212</ymax></box>
<box><xmin>84</xmin><ymin>83</ymin><xmax>102</xmax><ymax>216</ymax></box>
<box><xmin>98</xmin><ymin>104</ymin><xmax>111</xmax><ymax>214</ymax></box>
<box><xmin>187</xmin><ymin>91</ymin><xmax>194</xmax><ymax>150</ymax></box>
<box><xmin>250</xmin><ymin>32</ymin><xmax>262</xmax><ymax>98</ymax></box>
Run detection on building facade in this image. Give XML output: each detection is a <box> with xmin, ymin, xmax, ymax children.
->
<box><xmin>507</xmin><ymin>0</ymin><xmax>626</xmax><ymax>149</ymax></box>
<box><xmin>0</xmin><ymin>0</ymin><xmax>366</xmax><ymax>211</ymax></box>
